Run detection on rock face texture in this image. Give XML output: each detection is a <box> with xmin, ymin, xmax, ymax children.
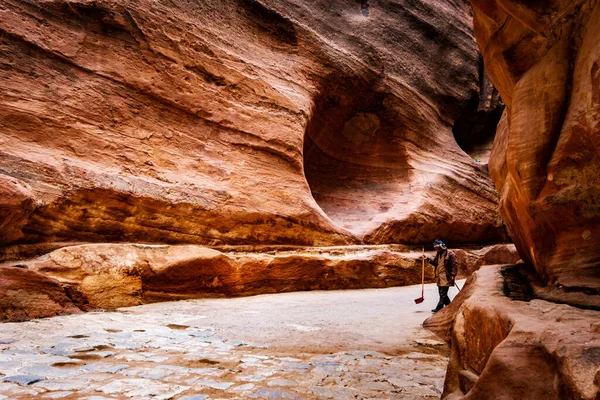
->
<box><xmin>453</xmin><ymin>243</ymin><xmax>520</xmax><ymax>278</ymax></box>
<box><xmin>0</xmin><ymin>0</ymin><xmax>507</xmax><ymax>249</ymax></box>
<box><xmin>470</xmin><ymin>0</ymin><xmax>600</xmax><ymax>292</ymax></box>
<box><xmin>0</xmin><ymin>243</ymin><xmax>516</xmax><ymax>319</ymax></box>
<box><xmin>0</xmin><ymin>265</ymin><xmax>81</xmax><ymax>321</ymax></box>
<box><xmin>425</xmin><ymin>265</ymin><xmax>600</xmax><ymax>400</ymax></box>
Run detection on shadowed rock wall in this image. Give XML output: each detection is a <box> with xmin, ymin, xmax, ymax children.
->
<box><xmin>470</xmin><ymin>0</ymin><xmax>600</xmax><ymax>291</ymax></box>
<box><xmin>452</xmin><ymin>56</ymin><xmax>504</xmax><ymax>164</ymax></box>
<box><xmin>0</xmin><ymin>0</ymin><xmax>507</xmax><ymax>248</ymax></box>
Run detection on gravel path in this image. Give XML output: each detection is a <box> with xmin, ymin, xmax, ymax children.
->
<box><xmin>0</xmin><ymin>281</ymin><xmax>461</xmax><ymax>399</ymax></box>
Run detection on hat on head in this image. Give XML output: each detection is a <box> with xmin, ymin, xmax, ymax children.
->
<box><xmin>433</xmin><ymin>239</ymin><xmax>446</xmax><ymax>248</ymax></box>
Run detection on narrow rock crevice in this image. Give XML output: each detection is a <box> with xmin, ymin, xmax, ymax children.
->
<box><xmin>501</xmin><ymin>265</ymin><xmax>533</xmax><ymax>302</ymax></box>
<box><xmin>452</xmin><ymin>56</ymin><xmax>504</xmax><ymax>164</ymax></box>
<box><xmin>359</xmin><ymin>0</ymin><xmax>370</xmax><ymax>17</ymax></box>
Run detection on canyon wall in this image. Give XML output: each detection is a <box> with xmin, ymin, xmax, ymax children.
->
<box><xmin>0</xmin><ymin>0</ymin><xmax>507</xmax><ymax>251</ymax></box>
<box><xmin>470</xmin><ymin>0</ymin><xmax>600</xmax><ymax>291</ymax></box>
<box><xmin>424</xmin><ymin>2</ymin><xmax>600</xmax><ymax>398</ymax></box>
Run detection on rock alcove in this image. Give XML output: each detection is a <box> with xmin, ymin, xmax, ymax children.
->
<box><xmin>303</xmin><ymin>67</ymin><xmax>507</xmax><ymax>243</ymax></box>
<box><xmin>303</xmin><ymin>73</ymin><xmax>415</xmax><ymax>237</ymax></box>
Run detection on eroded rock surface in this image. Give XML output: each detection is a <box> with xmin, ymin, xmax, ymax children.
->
<box><xmin>424</xmin><ymin>265</ymin><xmax>600</xmax><ymax>400</ymax></box>
<box><xmin>0</xmin><ymin>243</ymin><xmax>515</xmax><ymax>319</ymax></box>
<box><xmin>0</xmin><ymin>175</ymin><xmax>35</xmax><ymax>244</ymax></box>
<box><xmin>0</xmin><ymin>266</ymin><xmax>81</xmax><ymax>322</ymax></box>
<box><xmin>0</xmin><ymin>0</ymin><xmax>506</xmax><ymax>248</ymax></box>
<box><xmin>453</xmin><ymin>244</ymin><xmax>520</xmax><ymax>278</ymax></box>
<box><xmin>471</xmin><ymin>0</ymin><xmax>600</xmax><ymax>291</ymax></box>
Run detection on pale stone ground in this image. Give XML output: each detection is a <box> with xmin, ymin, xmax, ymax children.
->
<box><xmin>0</xmin><ymin>281</ymin><xmax>463</xmax><ymax>399</ymax></box>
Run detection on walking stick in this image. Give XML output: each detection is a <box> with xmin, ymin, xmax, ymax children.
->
<box><xmin>455</xmin><ymin>281</ymin><xmax>462</xmax><ymax>292</ymax></box>
<box><xmin>414</xmin><ymin>247</ymin><xmax>425</xmax><ymax>304</ymax></box>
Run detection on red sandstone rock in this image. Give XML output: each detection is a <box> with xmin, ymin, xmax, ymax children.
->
<box><xmin>425</xmin><ymin>265</ymin><xmax>600</xmax><ymax>400</ymax></box>
<box><xmin>9</xmin><ymin>244</ymin><xmax>432</xmax><ymax>307</ymax></box>
<box><xmin>0</xmin><ymin>175</ymin><xmax>35</xmax><ymax>244</ymax></box>
<box><xmin>0</xmin><ymin>0</ymin><xmax>506</xmax><ymax>248</ymax></box>
<box><xmin>0</xmin><ymin>243</ymin><xmax>504</xmax><ymax>310</ymax></box>
<box><xmin>453</xmin><ymin>243</ymin><xmax>521</xmax><ymax>278</ymax></box>
<box><xmin>470</xmin><ymin>0</ymin><xmax>600</xmax><ymax>291</ymax></box>
<box><xmin>0</xmin><ymin>265</ymin><xmax>80</xmax><ymax>322</ymax></box>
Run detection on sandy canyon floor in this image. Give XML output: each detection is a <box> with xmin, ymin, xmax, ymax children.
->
<box><xmin>0</xmin><ymin>282</ymin><xmax>462</xmax><ymax>399</ymax></box>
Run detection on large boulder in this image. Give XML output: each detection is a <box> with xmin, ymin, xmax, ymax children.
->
<box><xmin>0</xmin><ymin>0</ymin><xmax>506</xmax><ymax>248</ymax></box>
<box><xmin>470</xmin><ymin>0</ymin><xmax>600</xmax><ymax>291</ymax></box>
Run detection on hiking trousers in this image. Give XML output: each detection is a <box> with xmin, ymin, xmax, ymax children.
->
<box><xmin>434</xmin><ymin>286</ymin><xmax>452</xmax><ymax>311</ymax></box>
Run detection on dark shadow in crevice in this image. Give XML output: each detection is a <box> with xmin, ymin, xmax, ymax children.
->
<box><xmin>514</xmin><ymin>264</ymin><xmax>600</xmax><ymax>311</ymax></box>
<box><xmin>235</xmin><ymin>0</ymin><xmax>298</xmax><ymax>47</ymax></box>
<box><xmin>358</xmin><ymin>0</ymin><xmax>370</xmax><ymax>17</ymax></box>
<box><xmin>501</xmin><ymin>265</ymin><xmax>534</xmax><ymax>302</ymax></box>
<box><xmin>452</xmin><ymin>57</ymin><xmax>504</xmax><ymax>163</ymax></box>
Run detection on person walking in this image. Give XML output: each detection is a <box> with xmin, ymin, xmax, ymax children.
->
<box><xmin>421</xmin><ymin>239</ymin><xmax>457</xmax><ymax>313</ymax></box>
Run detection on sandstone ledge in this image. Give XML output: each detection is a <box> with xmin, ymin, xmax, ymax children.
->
<box><xmin>424</xmin><ymin>264</ymin><xmax>600</xmax><ymax>400</ymax></box>
<box><xmin>0</xmin><ymin>243</ymin><xmax>518</xmax><ymax>321</ymax></box>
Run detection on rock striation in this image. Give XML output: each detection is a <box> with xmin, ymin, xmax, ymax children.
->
<box><xmin>0</xmin><ymin>0</ymin><xmax>507</xmax><ymax>249</ymax></box>
<box><xmin>470</xmin><ymin>0</ymin><xmax>600</xmax><ymax>292</ymax></box>
<box><xmin>0</xmin><ymin>265</ymin><xmax>81</xmax><ymax>321</ymax></box>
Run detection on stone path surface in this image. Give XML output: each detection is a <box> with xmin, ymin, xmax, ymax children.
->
<box><xmin>0</xmin><ymin>281</ymin><xmax>461</xmax><ymax>399</ymax></box>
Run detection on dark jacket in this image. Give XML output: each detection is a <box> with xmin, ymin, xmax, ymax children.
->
<box><xmin>426</xmin><ymin>250</ymin><xmax>457</xmax><ymax>286</ymax></box>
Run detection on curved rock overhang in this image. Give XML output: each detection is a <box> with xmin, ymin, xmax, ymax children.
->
<box><xmin>303</xmin><ymin>73</ymin><xmax>413</xmax><ymax>236</ymax></box>
<box><xmin>0</xmin><ymin>0</ymin><xmax>507</xmax><ymax>250</ymax></box>
<box><xmin>303</xmin><ymin>58</ymin><xmax>508</xmax><ymax>244</ymax></box>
